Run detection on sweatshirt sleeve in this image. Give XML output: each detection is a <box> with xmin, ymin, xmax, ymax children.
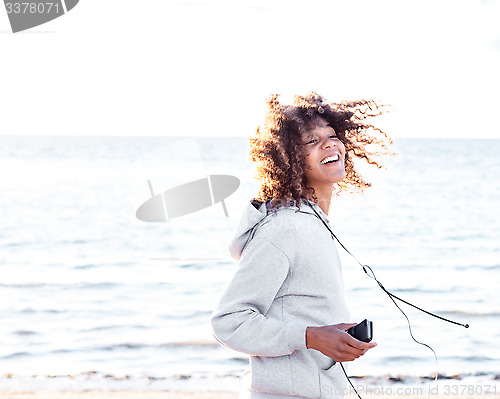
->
<box><xmin>210</xmin><ymin>236</ymin><xmax>308</xmax><ymax>357</ymax></box>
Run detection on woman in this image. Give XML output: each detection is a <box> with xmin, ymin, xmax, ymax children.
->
<box><xmin>211</xmin><ymin>92</ymin><xmax>392</xmax><ymax>399</ymax></box>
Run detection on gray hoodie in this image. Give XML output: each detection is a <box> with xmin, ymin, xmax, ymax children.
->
<box><xmin>211</xmin><ymin>199</ymin><xmax>350</xmax><ymax>399</ymax></box>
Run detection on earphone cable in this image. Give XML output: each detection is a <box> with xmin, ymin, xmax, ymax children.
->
<box><xmin>303</xmin><ymin>198</ymin><xmax>468</xmax><ymax>329</ymax></box>
<box><xmin>340</xmin><ymin>362</ymin><xmax>362</xmax><ymax>399</ymax></box>
<box><xmin>302</xmin><ymin>198</ymin><xmax>472</xmax><ymax>381</ymax></box>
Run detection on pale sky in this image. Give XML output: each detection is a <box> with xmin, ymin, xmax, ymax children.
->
<box><xmin>1</xmin><ymin>0</ymin><xmax>499</xmax><ymax>138</ymax></box>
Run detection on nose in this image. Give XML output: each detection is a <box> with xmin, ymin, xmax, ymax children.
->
<box><xmin>321</xmin><ymin>137</ymin><xmax>337</xmax><ymax>150</ymax></box>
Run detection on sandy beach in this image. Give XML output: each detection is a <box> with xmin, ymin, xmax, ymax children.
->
<box><xmin>1</xmin><ymin>392</ymin><xmax>500</xmax><ymax>399</ymax></box>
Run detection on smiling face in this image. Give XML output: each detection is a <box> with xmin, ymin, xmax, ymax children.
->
<box><xmin>301</xmin><ymin>118</ymin><xmax>346</xmax><ymax>192</ymax></box>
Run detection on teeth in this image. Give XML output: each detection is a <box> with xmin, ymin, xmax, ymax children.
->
<box><xmin>320</xmin><ymin>155</ymin><xmax>339</xmax><ymax>164</ymax></box>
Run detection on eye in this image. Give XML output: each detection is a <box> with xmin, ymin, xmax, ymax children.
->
<box><xmin>305</xmin><ymin>138</ymin><xmax>318</xmax><ymax>145</ymax></box>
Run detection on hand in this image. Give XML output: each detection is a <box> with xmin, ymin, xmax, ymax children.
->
<box><xmin>305</xmin><ymin>323</ymin><xmax>377</xmax><ymax>362</ymax></box>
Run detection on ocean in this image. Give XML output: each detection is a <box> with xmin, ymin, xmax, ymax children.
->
<box><xmin>0</xmin><ymin>136</ymin><xmax>499</xmax><ymax>392</ymax></box>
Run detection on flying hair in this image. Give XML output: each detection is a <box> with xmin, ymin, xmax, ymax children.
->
<box><xmin>248</xmin><ymin>92</ymin><xmax>394</xmax><ymax>210</ymax></box>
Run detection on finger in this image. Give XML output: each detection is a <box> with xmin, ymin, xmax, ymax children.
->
<box><xmin>345</xmin><ymin>335</ymin><xmax>377</xmax><ymax>350</ymax></box>
<box><xmin>341</xmin><ymin>342</ymin><xmax>366</xmax><ymax>358</ymax></box>
<box><xmin>330</xmin><ymin>348</ymin><xmax>358</xmax><ymax>362</ymax></box>
<box><xmin>350</xmin><ymin>343</ymin><xmax>377</xmax><ymax>360</ymax></box>
<box><xmin>343</xmin><ymin>333</ymin><xmax>366</xmax><ymax>348</ymax></box>
<box><xmin>339</xmin><ymin>351</ymin><xmax>362</xmax><ymax>362</ymax></box>
<box><xmin>360</xmin><ymin>341</ymin><xmax>377</xmax><ymax>349</ymax></box>
<box><xmin>343</xmin><ymin>342</ymin><xmax>377</xmax><ymax>360</ymax></box>
<box><xmin>326</xmin><ymin>339</ymin><xmax>364</xmax><ymax>361</ymax></box>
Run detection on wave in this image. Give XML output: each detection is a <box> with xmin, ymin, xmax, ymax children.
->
<box><xmin>382</xmin><ymin>355</ymin><xmax>497</xmax><ymax>363</ymax></box>
<box><xmin>0</xmin><ymin>283</ymin><xmax>49</xmax><ymax>289</ymax></box>
<box><xmin>160</xmin><ymin>341</ymin><xmax>221</xmax><ymax>348</ymax></box>
<box><xmin>98</xmin><ymin>343</ymin><xmax>148</xmax><ymax>351</ymax></box>
<box><xmin>73</xmin><ymin>264</ymin><xmax>99</xmax><ymax>270</ymax></box>
<box><xmin>380</xmin><ymin>356</ymin><xmax>423</xmax><ymax>362</ymax></box>
<box><xmin>19</xmin><ymin>307</ymin><xmax>67</xmax><ymax>314</ymax></box>
<box><xmin>73</xmin><ymin>261</ymin><xmax>137</xmax><ymax>270</ymax></box>
<box><xmin>11</xmin><ymin>330</ymin><xmax>38</xmax><ymax>336</ymax></box>
<box><xmin>0</xmin><ymin>282</ymin><xmax>119</xmax><ymax>289</ymax></box>
<box><xmin>1</xmin><ymin>351</ymin><xmax>30</xmax><ymax>359</ymax></box>
<box><xmin>436</xmin><ymin>310</ymin><xmax>500</xmax><ymax>318</ymax></box>
<box><xmin>0</xmin><ymin>340</ymin><xmax>222</xmax><ymax>360</ymax></box>
<box><xmin>390</xmin><ymin>287</ymin><xmax>449</xmax><ymax>294</ymax></box>
<box><xmin>95</xmin><ymin>340</ymin><xmax>221</xmax><ymax>352</ymax></box>
<box><xmin>452</xmin><ymin>264</ymin><xmax>500</xmax><ymax>271</ymax></box>
<box><xmin>0</xmin><ymin>370</ymin><xmax>497</xmax><ymax>385</ymax></box>
<box><xmin>79</xmin><ymin>324</ymin><xmax>150</xmax><ymax>333</ymax></box>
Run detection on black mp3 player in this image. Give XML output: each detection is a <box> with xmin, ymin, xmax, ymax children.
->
<box><xmin>347</xmin><ymin>319</ymin><xmax>373</xmax><ymax>343</ymax></box>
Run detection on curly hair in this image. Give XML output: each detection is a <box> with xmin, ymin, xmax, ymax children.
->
<box><xmin>248</xmin><ymin>92</ymin><xmax>394</xmax><ymax>211</ymax></box>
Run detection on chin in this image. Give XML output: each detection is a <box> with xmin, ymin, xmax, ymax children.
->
<box><xmin>332</xmin><ymin>172</ymin><xmax>346</xmax><ymax>184</ymax></box>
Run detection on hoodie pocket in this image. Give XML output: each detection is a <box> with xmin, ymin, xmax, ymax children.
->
<box><xmin>319</xmin><ymin>362</ymin><xmax>347</xmax><ymax>399</ymax></box>
<box><xmin>289</xmin><ymin>351</ymin><xmax>321</xmax><ymax>398</ymax></box>
<box><xmin>247</xmin><ymin>355</ymin><xmax>293</xmax><ymax>395</ymax></box>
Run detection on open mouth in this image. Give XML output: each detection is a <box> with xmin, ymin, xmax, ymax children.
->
<box><xmin>320</xmin><ymin>155</ymin><xmax>340</xmax><ymax>165</ymax></box>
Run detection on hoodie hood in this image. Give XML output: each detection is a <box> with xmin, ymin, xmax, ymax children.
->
<box><xmin>227</xmin><ymin>199</ymin><xmax>269</xmax><ymax>261</ymax></box>
<box><xmin>228</xmin><ymin>198</ymin><xmax>330</xmax><ymax>261</ymax></box>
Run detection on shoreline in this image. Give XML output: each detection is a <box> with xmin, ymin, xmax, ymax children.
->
<box><xmin>1</xmin><ymin>374</ymin><xmax>498</xmax><ymax>394</ymax></box>
<box><xmin>1</xmin><ymin>373</ymin><xmax>498</xmax><ymax>398</ymax></box>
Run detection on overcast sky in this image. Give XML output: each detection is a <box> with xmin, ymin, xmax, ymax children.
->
<box><xmin>1</xmin><ymin>0</ymin><xmax>499</xmax><ymax>138</ymax></box>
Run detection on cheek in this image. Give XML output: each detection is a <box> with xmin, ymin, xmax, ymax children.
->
<box><xmin>339</xmin><ymin>142</ymin><xmax>346</xmax><ymax>156</ymax></box>
<box><xmin>302</xmin><ymin>152</ymin><xmax>313</xmax><ymax>168</ymax></box>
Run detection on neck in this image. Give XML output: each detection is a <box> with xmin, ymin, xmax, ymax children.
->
<box><xmin>304</xmin><ymin>186</ymin><xmax>333</xmax><ymax>215</ymax></box>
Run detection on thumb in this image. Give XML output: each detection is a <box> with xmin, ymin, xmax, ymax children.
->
<box><xmin>336</xmin><ymin>323</ymin><xmax>357</xmax><ymax>331</ymax></box>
